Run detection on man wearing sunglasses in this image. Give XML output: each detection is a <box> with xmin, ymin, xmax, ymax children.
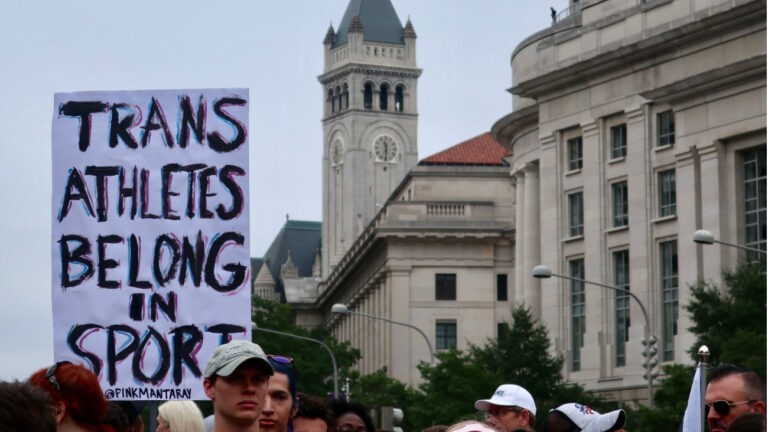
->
<box><xmin>475</xmin><ymin>384</ymin><xmax>537</xmax><ymax>432</ymax></box>
<box><xmin>705</xmin><ymin>364</ymin><xmax>766</xmax><ymax>432</ymax></box>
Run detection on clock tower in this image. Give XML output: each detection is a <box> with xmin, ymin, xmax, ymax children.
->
<box><xmin>319</xmin><ymin>0</ymin><xmax>420</xmax><ymax>277</ymax></box>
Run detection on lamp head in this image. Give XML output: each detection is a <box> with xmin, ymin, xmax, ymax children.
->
<box><xmin>331</xmin><ymin>304</ymin><xmax>349</xmax><ymax>314</ymax></box>
<box><xmin>693</xmin><ymin>229</ymin><xmax>715</xmax><ymax>245</ymax></box>
<box><xmin>532</xmin><ymin>265</ymin><xmax>552</xmax><ymax>279</ymax></box>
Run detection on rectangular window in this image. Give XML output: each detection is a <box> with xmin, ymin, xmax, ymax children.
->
<box><xmin>435</xmin><ymin>273</ymin><xmax>457</xmax><ymax>300</ymax></box>
<box><xmin>611</xmin><ymin>124</ymin><xmax>627</xmax><ymax>159</ymax></box>
<box><xmin>658</xmin><ymin>170</ymin><xmax>677</xmax><ymax>217</ymax></box>
<box><xmin>568</xmin><ymin>137</ymin><xmax>583</xmax><ymax>171</ymax></box>
<box><xmin>613</xmin><ymin>250</ymin><xmax>630</xmax><ymax>367</ymax></box>
<box><xmin>568</xmin><ymin>192</ymin><xmax>584</xmax><ymax>237</ymax></box>
<box><xmin>743</xmin><ymin>147</ymin><xmax>767</xmax><ymax>262</ymax></box>
<box><xmin>657</xmin><ymin>110</ymin><xmax>675</xmax><ymax>147</ymax></box>
<box><xmin>570</xmin><ymin>259</ymin><xmax>586</xmax><ymax>372</ymax></box>
<box><xmin>612</xmin><ymin>181</ymin><xmax>628</xmax><ymax>227</ymax></box>
<box><xmin>660</xmin><ymin>240</ymin><xmax>678</xmax><ymax>361</ymax></box>
<box><xmin>436</xmin><ymin>321</ymin><xmax>457</xmax><ymax>350</ymax></box>
<box><xmin>496</xmin><ymin>274</ymin><xmax>508</xmax><ymax>301</ymax></box>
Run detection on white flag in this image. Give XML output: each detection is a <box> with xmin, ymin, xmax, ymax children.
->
<box><xmin>681</xmin><ymin>364</ymin><xmax>704</xmax><ymax>432</ymax></box>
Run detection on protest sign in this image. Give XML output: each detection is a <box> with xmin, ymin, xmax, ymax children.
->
<box><xmin>51</xmin><ymin>88</ymin><xmax>250</xmax><ymax>400</ymax></box>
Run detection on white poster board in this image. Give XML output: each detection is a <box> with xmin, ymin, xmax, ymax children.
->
<box><xmin>51</xmin><ymin>88</ymin><xmax>250</xmax><ymax>400</ymax></box>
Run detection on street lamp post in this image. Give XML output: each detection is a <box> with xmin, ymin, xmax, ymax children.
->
<box><xmin>532</xmin><ymin>265</ymin><xmax>657</xmax><ymax>408</ymax></box>
<box><xmin>331</xmin><ymin>303</ymin><xmax>435</xmax><ymax>365</ymax></box>
<box><xmin>693</xmin><ymin>229</ymin><xmax>766</xmax><ymax>255</ymax></box>
<box><xmin>251</xmin><ymin>323</ymin><xmax>340</xmax><ymax>398</ymax></box>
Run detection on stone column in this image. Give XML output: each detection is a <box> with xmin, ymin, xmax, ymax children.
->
<box><xmin>514</xmin><ymin>171</ymin><xmax>526</xmax><ymax>305</ymax></box>
<box><xmin>523</xmin><ymin>162</ymin><xmax>541</xmax><ymax>316</ymax></box>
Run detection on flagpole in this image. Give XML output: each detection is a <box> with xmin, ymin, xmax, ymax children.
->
<box><xmin>698</xmin><ymin>345</ymin><xmax>709</xmax><ymax>432</ymax></box>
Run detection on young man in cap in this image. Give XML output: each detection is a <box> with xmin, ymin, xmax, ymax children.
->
<box><xmin>203</xmin><ymin>339</ymin><xmax>275</xmax><ymax>432</ymax></box>
<box><xmin>541</xmin><ymin>403</ymin><xmax>625</xmax><ymax>432</ymax></box>
<box><xmin>475</xmin><ymin>384</ymin><xmax>537</xmax><ymax>432</ymax></box>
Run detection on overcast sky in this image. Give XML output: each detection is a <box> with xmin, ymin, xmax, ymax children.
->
<box><xmin>0</xmin><ymin>0</ymin><xmax>569</xmax><ymax>380</ymax></box>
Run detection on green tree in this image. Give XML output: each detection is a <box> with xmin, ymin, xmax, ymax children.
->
<box><xmin>413</xmin><ymin>306</ymin><xmax>605</xmax><ymax>430</ymax></box>
<box><xmin>352</xmin><ymin>369</ymin><xmax>422</xmax><ymax>432</ymax></box>
<box><xmin>251</xmin><ymin>296</ymin><xmax>361</xmax><ymax>397</ymax></box>
<box><xmin>685</xmin><ymin>263</ymin><xmax>766</xmax><ymax>376</ymax></box>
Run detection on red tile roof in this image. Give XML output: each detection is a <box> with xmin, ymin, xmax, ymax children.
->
<box><xmin>419</xmin><ymin>132</ymin><xmax>511</xmax><ymax>166</ymax></box>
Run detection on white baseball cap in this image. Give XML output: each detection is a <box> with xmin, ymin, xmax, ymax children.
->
<box><xmin>474</xmin><ymin>384</ymin><xmax>537</xmax><ymax>415</ymax></box>
<box><xmin>549</xmin><ymin>403</ymin><xmax>625</xmax><ymax>432</ymax></box>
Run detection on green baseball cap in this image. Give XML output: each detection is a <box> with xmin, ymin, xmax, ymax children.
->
<box><xmin>204</xmin><ymin>340</ymin><xmax>274</xmax><ymax>378</ymax></box>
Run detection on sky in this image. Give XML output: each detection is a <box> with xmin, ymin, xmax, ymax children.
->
<box><xmin>0</xmin><ymin>0</ymin><xmax>569</xmax><ymax>380</ymax></box>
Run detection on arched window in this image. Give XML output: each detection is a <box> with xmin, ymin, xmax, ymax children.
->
<box><xmin>395</xmin><ymin>85</ymin><xmax>405</xmax><ymax>112</ymax></box>
<box><xmin>364</xmin><ymin>82</ymin><xmax>373</xmax><ymax>110</ymax></box>
<box><xmin>379</xmin><ymin>83</ymin><xmax>389</xmax><ymax>110</ymax></box>
<box><xmin>336</xmin><ymin>86</ymin><xmax>342</xmax><ymax>112</ymax></box>
<box><xmin>343</xmin><ymin>83</ymin><xmax>349</xmax><ymax>109</ymax></box>
<box><xmin>328</xmin><ymin>89</ymin><xmax>335</xmax><ymax>114</ymax></box>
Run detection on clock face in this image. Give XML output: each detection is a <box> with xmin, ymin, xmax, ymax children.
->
<box><xmin>374</xmin><ymin>135</ymin><xmax>398</xmax><ymax>162</ymax></box>
<box><xmin>331</xmin><ymin>139</ymin><xmax>343</xmax><ymax>165</ymax></box>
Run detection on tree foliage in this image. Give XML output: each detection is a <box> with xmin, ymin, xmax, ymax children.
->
<box><xmin>411</xmin><ymin>306</ymin><xmax>605</xmax><ymax>430</ymax></box>
<box><xmin>352</xmin><ymin>369</ymin><xmax>422</xmax><ymax>432</ymax></box>
<box><xmin>684</xmin><ymin>263</ymin><xmax>766</xmax><ymax>376</ymax></box>
<box><xmin>251</xmin><ymin>296</ymin><xmax>361</xmax><ymax>397</ymax></box>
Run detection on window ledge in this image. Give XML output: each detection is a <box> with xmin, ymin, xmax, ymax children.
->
<box><xmin>606</xmin><ymin>225</ymin><xmax>629</xmax><ymax>234</ymax></box>
<box><xmin>597</xmin><ymin>376</ymin><xmax>624</xmax><ymax>383</ymax></box>
<box><xmin>654</xmin><ymin>144</ymin><xmax>674</xmax><ymax>152</ymax></box>
<box><xmin>652</xmin><ymin>214</ymin><xmax>677</xmax><ymax>224</ymax></box>
<box><xmin>565</xmin><ymin>168</ymin><xmax>582</xmax><ymax>176</ymax></box>
<box><xmin>608</xmin><ymin>156</ymin><xmax>626</xmax><ymax>164</ymax></box>
<box><xmin>562</xmin><ymin>234</ymin><xmax>584</xmax><ymax>243</ymax></box>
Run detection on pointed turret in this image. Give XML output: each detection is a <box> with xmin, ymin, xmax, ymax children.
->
<box><xmin>281</xmin><ymin>250</ymin><xmax>299</xmax><ymax>279</ymax></box>
<box><xmin>404</xmin><ymin>18</ymin><xmax>417</xmax><ymax>39</ymax></box>
<box><xmin>323</xmin><ymin>23</ymin><xmax>335</xmax><ymax>45</ymax></box>
<box><xmin>348</xmin><ymin>14</ymin><xmax>364</xmax><ymax>33</ymax></box>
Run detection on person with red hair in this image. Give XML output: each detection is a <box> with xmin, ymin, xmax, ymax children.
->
<box><xmin>29</xmin><ymin>361</ymin><xmax>114</xmax><ymax>432</ymax></box>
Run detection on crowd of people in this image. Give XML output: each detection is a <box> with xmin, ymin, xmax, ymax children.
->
<box><xmin>0</xmin><ymin>339</ymin><xmax>764</xmax><ymax>432</ymax></box>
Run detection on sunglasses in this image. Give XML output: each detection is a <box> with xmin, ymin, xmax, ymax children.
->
<box><xmin>45</xmin><ymin>361</ymin><xmax>71</xmax><ymax>392</ymax></box>
<box><xmin>268</xmin><ymin>354</ymin><xmax>293</xmax><ymax>365</ymax></box>
<box><xmin>705</xmin><ymin>400</ymin><xmax>756</xmax><ymax>416</ymax></box>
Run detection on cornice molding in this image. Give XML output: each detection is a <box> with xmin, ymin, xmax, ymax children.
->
<box><xmin>511</xmin><ymin>1</ymin><xmax>765</xmax><ymax>98</ymax></box>
<box><xmin>319</xmin><ymin>64</ymin><xmax>423</xmax><ymax>84</ymax></box>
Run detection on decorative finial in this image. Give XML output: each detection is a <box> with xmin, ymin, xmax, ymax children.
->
<box><xmin>698</xmin><ymin>345</ymin><xmax>710</xmax><ymax>363</ymax></box>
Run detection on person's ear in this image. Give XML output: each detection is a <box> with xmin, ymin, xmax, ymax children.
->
<box><xmin>53</xmin><ymin>400</ymin><xmax>66</xmax><ymax>423</ymax></box>
<box><xmin>520</xmin><ymin>410</ymin><xmax>531</xmax><ymax>426</ymax></box>
<box><xmin>751</xmin><ymin>400</ymin><xmax>766</xmax><ymax>414</ymax></box>
<box><xmin>203</xmin><ymin>378</ymin><xmax>216</xmax><ymax>400</ymax></box>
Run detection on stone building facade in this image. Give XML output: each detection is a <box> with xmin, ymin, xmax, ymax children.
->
<box><xmin>492</xmin><ymin>0</ymin><xmax>766</xmax><ymax>401</ymax></box>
